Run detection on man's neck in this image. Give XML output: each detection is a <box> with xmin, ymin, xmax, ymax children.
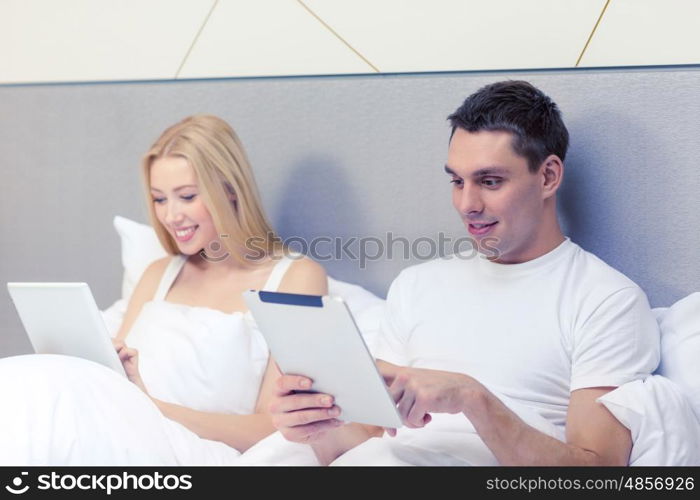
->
<box><xmin>490</xmin><ymin>213</ymin><xmax>566</xmax><ymax>264</ymax></box>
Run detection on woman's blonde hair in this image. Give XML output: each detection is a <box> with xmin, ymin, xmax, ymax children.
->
<box><xmin>141</xmin><ymin>114</ymin><xmax>281</xmax><ymax>264</ymax></box>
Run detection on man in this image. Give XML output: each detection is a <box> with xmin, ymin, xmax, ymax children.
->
<box><xmin>269</xmin><ymin>81</ymin><xmax>659</xmax><ymax>465</ymax></box>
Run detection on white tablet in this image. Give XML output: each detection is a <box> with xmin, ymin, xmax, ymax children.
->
<box><xmin>244</xmin><ymin>290</ymin><xmax>402</xmax><ymax>429</ymax></box>
<box><xmin>7</xmin><ymin>282</ymin><xmax>126</xmax><ymax>377</ymax></box>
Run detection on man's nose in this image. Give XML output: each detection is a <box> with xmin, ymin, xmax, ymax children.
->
<box><xmin>457</xmin><ymin>184</ymin><xmax>484</xmax><ymax>215</ymax></box>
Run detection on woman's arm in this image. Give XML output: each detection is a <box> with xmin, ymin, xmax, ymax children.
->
<box><xmin>121</xmin><ymin>256</ymin><xmax>330</xmax><ymax>453</ymax></box>
<box><xmin>151</xmin><ymin>399</ymin><xmax>276</xmax><ymax>453</ymax></box>
<box><xmin>116</xmin><ymin>338</ymin><xmax>277</xmax><ymax>452</ymax></box>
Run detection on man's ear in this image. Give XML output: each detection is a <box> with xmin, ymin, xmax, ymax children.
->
<box><xmin>540</xmin><ymin>154</ymin><xmax>564</xmax><ymax>199</ymax></box>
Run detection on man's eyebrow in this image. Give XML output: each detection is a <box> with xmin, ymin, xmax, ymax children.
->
<box><xmin>444</xmin><ymin>165</ymin><xmax>510</xmax><ymax>177</ymax></box>
<box><xmin>444</xmin><ymin>165</ymin><xmax>459</xmax><ymax>176</ymax></box>
<box><xmin>470</xmin><ymin>167</ymin><xmax>509</xmax><ymax>177</ymax></box>
<box><xmin>150</xmin><ymin>185</ymin><xmax>197</xmax><ymax>193</ymax></box>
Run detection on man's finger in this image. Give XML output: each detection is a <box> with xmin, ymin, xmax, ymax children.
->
<box><xmin>275</xmin><ymin>374</ymin><xmax>313</xmax><ymax>394</ymax></box>
<box><xmin>396</xmin><ymin>391</ymin><xmax>415</xmax><ymax>423</ymax></box>
<box><xmin>407</xmin><ymin>401</ymin><xmax>429</xmax><ymax>428</ymax></box>
<box><xmin>287</xmin><ymin>406</ymin><xmax>341</xmax><ymax>427</ymax></box>
<box><xmin>269</xmin><ymin>393</ymin><xmax>334</xmax><ymax>414</ymax></box>
<box><xmin>283</xmin><ymin>419</ymin><xmax>343</xmax><ymax>443</ymax></box>
<box><xmin>388</xmin><ymin>375</ymin><xmax>406</xmax><ymax>404</ymax></box>
<box><xmin>376</xmin><ymin>359</ymin><xmax>400</xmax><ymax>385</ymax></box>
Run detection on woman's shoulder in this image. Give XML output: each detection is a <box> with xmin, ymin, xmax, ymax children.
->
<box><xmin>277</xmin><ymin>255</ymin><xmax>328</xmax><ymax>295</ymax></box>
<box><xmin>135</xmin><ymin>256</ymin><xmax>176</xmax><ymax>294</ymax></box>
<box><xmin>284</xmin><ymin>254</ymin><xmax>326</xmax><ymax>275</ymax></box>
<box><xmin>143</xmin><ymin>256</ymin><xmax>174</xmax><ymax>279</ymax></box>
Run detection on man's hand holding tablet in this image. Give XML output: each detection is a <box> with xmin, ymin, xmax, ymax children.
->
<box><xmin>268</xmin><ymin>372</ymin><xmax>389</xmax><ymax>465</ymax></box>
<box><xmin>243</xmin><ymin>290</ymin><xmax>403</xmax><ymax>463</ymax></box>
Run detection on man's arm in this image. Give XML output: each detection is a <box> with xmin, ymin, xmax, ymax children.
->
<box><xmin>465</xmin><ymin>386</ymin><xmax>631</xmax><ymax>466</ymax></box>
<box><xmin>380</xmin><ymin>361</ymin><xmax>631</xmax><ymax>466</ymax></box>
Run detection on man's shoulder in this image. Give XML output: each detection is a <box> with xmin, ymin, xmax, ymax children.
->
<box><xmin>569</xmin><ymin>242</ymin><xmax>641</xmax><ymax>292</ymax></box>
<box><xmin>564</xmin><ymin>244</ymin><xmax>653</xmax><ymax>318</ymax></box>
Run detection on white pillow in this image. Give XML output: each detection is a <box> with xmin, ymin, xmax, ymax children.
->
<box><xmin>598</xmin><ymin>375</ymin><xmax>700</xmax><ymax>465</ymax></box>
<box><xmin>101</xmin><ymin>298</ymin><xmax>127</xmax><ymax>338</ymax></box>
<box><xmin>113</xmin><ymin>215</ymin><xmax>168</xmax><ymax>302</ymax></box>
<box><xmin>596</xmin><ymin>293</ymin><xmax>700</xmax><ymax>466</ymax></box>
<box><xmin>327</xmin><ymin>277</ymin><xmax>385</xmax><ymax>350</ymax></box>
<box><xmin>101</xmin><ymin>216</ymin><xmax>166</xmax><ymax>336</ymax></box>
<box><xmin>653</xmin><ymin>292</ymin><xmax>700</xmax><ymax>419</ymax></box>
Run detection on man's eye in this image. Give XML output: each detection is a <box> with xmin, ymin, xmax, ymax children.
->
<box><xmin>450</xmin><ymin>178</ymin><xmax>463</xmax><ymax>187</ymax></box>
<box><xmin>481</xmin><ymin>177</ymin><xmax>502</xmax><ymax>187</ymax></box>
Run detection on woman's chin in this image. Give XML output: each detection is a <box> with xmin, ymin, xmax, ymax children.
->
<box><xmin>173</xmin><ymin>242</ymin><xmax>204</xmax><ymax>256</ymax></box>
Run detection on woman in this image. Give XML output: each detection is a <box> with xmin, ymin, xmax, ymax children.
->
<box><xmin>0</xmin><ymin>114</ymin><xmax>327</xmax><ymax>465</ymax></box>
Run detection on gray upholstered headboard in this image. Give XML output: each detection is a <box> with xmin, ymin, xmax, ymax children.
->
<box><xmin>2</xmin><ymin>66</ymin><xmax>699</xmax><ymax>356</ymax></box>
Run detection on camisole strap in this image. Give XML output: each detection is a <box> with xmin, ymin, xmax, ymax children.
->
<box><xmin>261</xmin><ymin>254</ymin><xmax>297</xmax><ymax>292</ymax></box>
<box><xmin>153</xmin><ymin>254</ymin><xmax>187</xmax><ymax>301</ymax></box>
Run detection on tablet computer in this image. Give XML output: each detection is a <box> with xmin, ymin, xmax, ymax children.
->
<box><xmin>244</xmin><ymin>290</ymin><xmax>402</xmax><ymax>429</ymax></box>
<box><xmin>7</xmin><ymin>282</ymin><xmax>127</xmax><ymax>377</ymax></box>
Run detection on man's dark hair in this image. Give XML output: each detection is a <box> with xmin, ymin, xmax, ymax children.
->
<box><xmin>447</xmin><ymin>80</ymin><xmax>569</xmax><ymax>172</ymax></box>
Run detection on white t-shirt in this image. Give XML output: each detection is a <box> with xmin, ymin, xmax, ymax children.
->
<box><xmin>373</xmin><ymin>237</ymin><xmax>660</xmax><ymax>427</ymax></box>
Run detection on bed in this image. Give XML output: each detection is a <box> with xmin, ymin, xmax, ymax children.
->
<box><xmin>2</xmin><ymin>65</ymin><xmax>699</xmax><ymax>465</ymax></box>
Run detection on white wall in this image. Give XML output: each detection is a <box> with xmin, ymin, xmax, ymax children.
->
<box><xmin>2</xmin><ymin>0</ymin><xmax>699</xmax><ymax>84</ymax></box>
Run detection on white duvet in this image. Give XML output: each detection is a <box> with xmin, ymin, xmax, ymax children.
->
<box><xmin>2</xmin><ymin>280</ymin><xmax>698</xmax><ymax>465</ymax></box>
<box><xmin>0</xmin><ymin>353</ymin><xmax>559</xmax><ymax>467</ymax></box>
<box><xmin>240</xmin><ymin>395</ymin><xmax>566</xmax><ymax>466</ymax></box>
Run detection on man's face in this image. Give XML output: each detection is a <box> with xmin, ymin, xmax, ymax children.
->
<box><xmin>446</xmin><ymin>128</ymin><xmax>549</xmax><ymax>264</ymax></box>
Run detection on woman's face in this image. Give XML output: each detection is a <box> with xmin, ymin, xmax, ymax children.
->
<box><xmin>149</xmin><ymin>156</ymin><xmax>220</xmax><ymax>255</ymax></box>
